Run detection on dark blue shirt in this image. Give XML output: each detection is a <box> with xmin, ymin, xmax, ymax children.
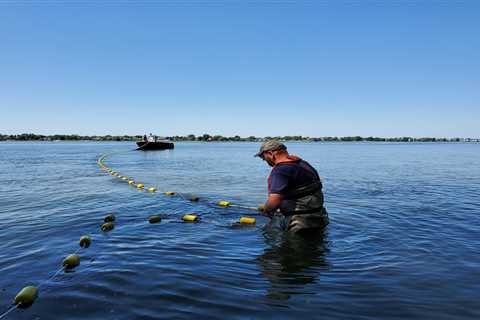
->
<box><xmin>268</xmin><ymin>159</ymin><xmax>320</xmax><ymax>195</ymax></box>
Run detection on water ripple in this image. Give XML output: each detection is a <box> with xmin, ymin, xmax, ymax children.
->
<box><xmin>1</xmin><ymin>142</ymin><xmax>479</xmax><ymax>320</ymax></box>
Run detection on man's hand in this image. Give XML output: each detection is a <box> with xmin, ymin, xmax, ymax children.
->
<box><xmin>262</xmin><ymin>193</ymin><xmax>283</xmax><ymax>218</ymax></box>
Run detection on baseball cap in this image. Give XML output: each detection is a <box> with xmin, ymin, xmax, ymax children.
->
<box><xmin>254</xmin><ymin>140</ymin><xmax>287</xmax><ymax>157</ymax></box>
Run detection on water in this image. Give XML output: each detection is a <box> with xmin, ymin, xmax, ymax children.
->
<box><xmin>0</xmin><ymin>141</ymin><xmax>479</xmax><ymax>319</ymax></box>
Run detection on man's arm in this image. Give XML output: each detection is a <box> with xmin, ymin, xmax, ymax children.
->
<box><xmin>263</xmin><ymin>193</ymin><xmax>283</xmax><ymax>218</ymax></box>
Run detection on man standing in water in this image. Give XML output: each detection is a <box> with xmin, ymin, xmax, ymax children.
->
<box><xmin>255</xmin><ymin>140</ymin><xmax>329</xmax><ymax>233</ymax></box>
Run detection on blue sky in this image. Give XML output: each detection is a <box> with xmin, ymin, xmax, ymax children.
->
<box><xmin>0</xmin><ymin>1</ymin><xmax>478</xmax><ymax>137</ymax></box>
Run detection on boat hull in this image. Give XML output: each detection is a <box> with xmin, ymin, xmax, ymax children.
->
<box><xmin>136</xmin><ymin>141</ymin><xmax>174</xmax><ymax>151</ymax></box>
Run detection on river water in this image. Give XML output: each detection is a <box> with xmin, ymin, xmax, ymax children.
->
<box><xmin>0</xmin><ymin>141</ymin><xmax>479</xmax><ymax>319</ymax></box>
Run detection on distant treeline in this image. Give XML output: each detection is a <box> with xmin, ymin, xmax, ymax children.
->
<box><xmin>1</xmin><ymin>133</ymin><xmax>478</xmax><ymax>142</ymax></box>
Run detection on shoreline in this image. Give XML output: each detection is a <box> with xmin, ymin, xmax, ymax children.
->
<box><xmin>1</xmin><ymin>139</ymin><xmax>479</xmax><ymax>143</ymax></box>
<box><xmin>1</xmin><ymin>134</ymin><xmax>479</xmax><ymax>143</ymax></box>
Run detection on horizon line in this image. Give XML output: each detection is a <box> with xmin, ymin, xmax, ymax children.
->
<box><xmin>1</xmin><ymin>133</ymin><xmax>479</xmax><ymax>141</ymax></box>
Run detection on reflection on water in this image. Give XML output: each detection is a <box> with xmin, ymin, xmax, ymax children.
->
<box><xmin>258</xmin><ymin>226</ymin><xmax>329</xmax><ymax>301</ymax></box>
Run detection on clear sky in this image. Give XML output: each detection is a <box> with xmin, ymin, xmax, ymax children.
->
<box><xmin>0</xmin><ymin>1</ymin><xmax>478</xmax><ymax>138</ymax></box>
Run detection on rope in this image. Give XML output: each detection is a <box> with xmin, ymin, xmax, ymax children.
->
<box><xmin>37</xmin><ymin>247</ymin><xmax>83</xmax><ymax>290</ymax></box>
<box><xmin>37</xmin><ymin>267</ymin><xmax>65</xmax><ymax>290</ymax></box>
<box><xmin>0</xmin><ymin>305</ymin><xmax>16</xmax><ymax>320</ymax></box>
<box><xmin>98</xmin><ymin>150</ymin><xmax>265</xmax><ymax>216</ymax></box>
<box><xmin>0</xmin><ymin>242</ymin><xmax>88</xmax><ymax>319</ymax></box>
<box><xmin>98</xmin><ymin>148</ymin><xmax>376</xmax><ymax>220</ymax></box>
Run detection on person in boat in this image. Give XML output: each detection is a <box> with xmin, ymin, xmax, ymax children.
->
<box><xmin>143</xmin><ymin>134</ymin><xmax>148</xmax><ymax>142</ymax></box>
<box><xmin>148</xmin><ymin>133</ymin><xmax>154</xmax><ymax>142</ymax></box>
<box><xmin>255</xmin><ymin>140</ymin><xmax>329</xmax><ymax>234</ymax></box>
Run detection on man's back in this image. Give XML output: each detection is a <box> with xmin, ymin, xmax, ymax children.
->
<box><xmin>269</xmin><ymin>158</ymin><xmax>321</xmax><ymax>197</ymax></box>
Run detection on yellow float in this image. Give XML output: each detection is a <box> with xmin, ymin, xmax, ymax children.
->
<box><xmin>239</xmin><ymin>217</ymin><xmax>256</xmax><ymax>224</ymax></box>
<box><xmin>182</xmin><ymin>214</ymin><xmax>199</xmax><ymax>222</ymax></box>
<box><xmin>62</xmin><ymin>254</ymin><xmax>80</xmax><ymax>269</ymax></box>
<box><xmin>148</xmin><ymin>215</ymin><xmax>162</xmax><ymax>224</ymax></box>
<box><xmin>101</xmin><ymin>222</ymin><xmax>115</xmax><ymax>232</ymax></box>
<box><xmin>79</xmin><ymin>235</ymin><xmax>91</xmax><ymax>248</ymax></box>
<box><xmin>14</xmin><ymin>286</ymin><xmax>38</xmax><ymax>308</ymax></box>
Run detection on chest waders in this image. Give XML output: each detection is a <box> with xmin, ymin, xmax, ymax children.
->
<box><xmin>269</xmin><ymin>159</ymin><xmax>329</xmax><ymax>233</ymax></box>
